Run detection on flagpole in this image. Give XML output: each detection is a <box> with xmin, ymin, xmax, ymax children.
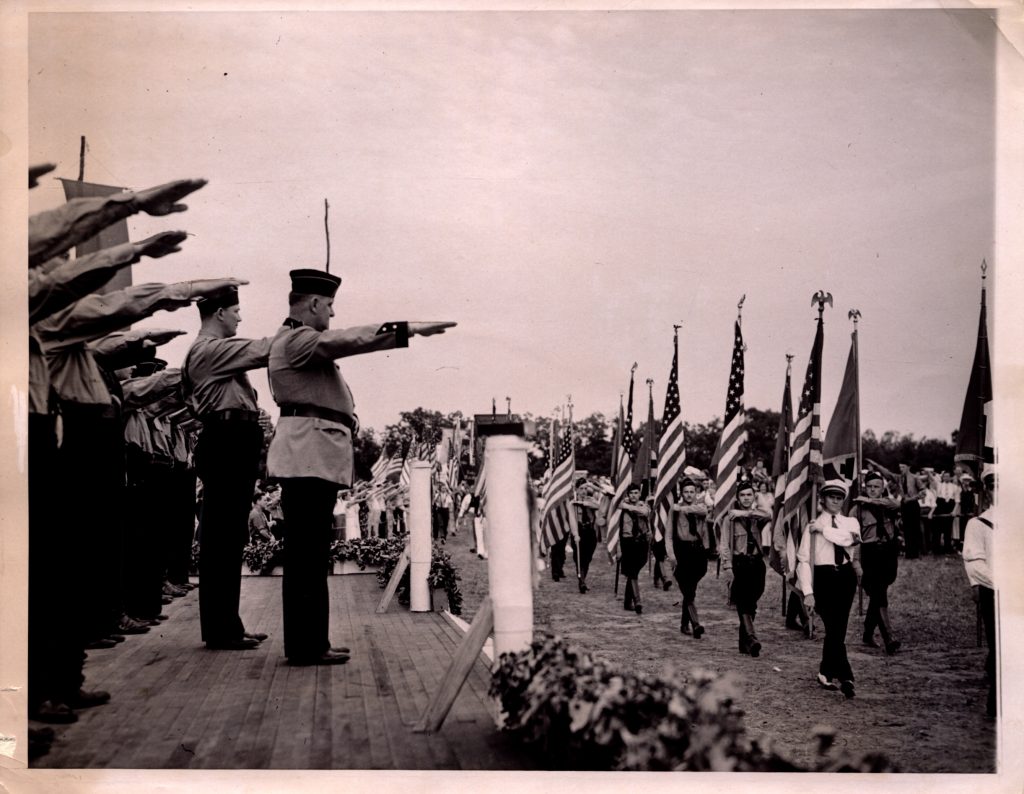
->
<box><xmin>808</xmin><ymin>290</ymin><xmax>832</xmax><ymax>639</ymax></box>
<box><xmin>781</xmin><ymin>352</ymin><xmax>794</xmax><ymax>619</ymax></box>
<box><xmin>850</xmin><ymin>309</ymin><xmax>863</xmax><ymax>616</ymax></box>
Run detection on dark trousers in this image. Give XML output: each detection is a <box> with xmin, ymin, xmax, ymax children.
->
<box><xmin>574</xmin><ymin>524</ymin><xmax>597</xmax><ymax>581</ymax></box>
<box><xmin>978</xmin><ymin>585</ymin><xmax>996</xmax><ymax>717</ymax></box>
<box><xmin>730</xmin><ymin>554</ymin><xmax>766</xmax><ymax>617</ymax></box>
<box><xmin>166</xmin><ymin>464</ymin><xmax>197</xmax><ymax>585</ymax></box>
<box><xmin>674</xmin><ymin>539</ymin><xmax>708</xmax><ymax>624</ymax></box>
<box><xmin>432</xmin><ymin>506</ymin><xmax>449</xmax><ymax>541</ymax></box>
<box><xmin>29</xmin><ymin>414</ymin><xmax>84</xmax><ymax>708</ymax></box>
<box><xmin>621</xmin><ymin>535</ymin><xmax>650</xmax><ymax>607</ymax></box>
<box><xmin>901</xmin><ymin>500</ymin><xmax>922</xmax><ymax>559</ymax></box>
<box><xmin>932</xmin><ymin>513</ymin><xmax>954</xmax><ymax>554</ymax></box>
<box><xmin>861</xmin><ymin>540</ymin><xmax>898</xmax><ymax>629</ymax></box>
<box><xmin>651</xmin><ymin>537</ymin><xmax>668</xmax><ymax>584</ymax></box>
<box><xmin>280</xmin><ymin>477</ymin><xmax>338</xmax><ymax>660</ymax></box>
<box><xmin>814</xmin><ymin>563</ymin><xmax>857</xmax><ymax>682</ymax></box>
<box><xmin>195</xmin><ymin>419</ymin><xmax>263</xmax><ymax>644</ymax></box>
<box><xmin>550</xmin><ymin>532</ymin><xmax>569</xmax><ymax>579</ymax></box>
<box><xmin>58</xmin><ymin>406</ymin><xmax>125</xmax><ymax>641</ymax></box>
<box><xmin>123</xmin><ymin>451</ymin><xmax>169</xmax><ymax>620</ymax></box>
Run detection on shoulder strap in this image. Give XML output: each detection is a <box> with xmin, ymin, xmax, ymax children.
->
<box><xmin>976</xmin><ymin>517</ymin><xmax>994</xmax><ymax>530</ymax></box>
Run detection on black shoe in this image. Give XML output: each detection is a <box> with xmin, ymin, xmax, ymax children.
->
<box><xmin>31</xmin><ymin>700</ymin><xmax>77</xmax><ymax>724</ymax></box>
<box><xmin>681</xmin><ymin>623</ymin><xmax>691</xmax><ymax>635</ymax></box>
<box><xmin>862</xmin><ymin>634</ymin><xmax>880</xmax><ymax>648</ymax></box>
<box><xmin>634</xmin><ymin>604</ymin><xmax>643</xmax><ymax>615</ymax></box>
<box><xmin>840</xmin><ymin>680</ymin><xmax>855</xmax><ymax>699</ymax></box>
<box><xmin>693</xmin><ymin>625</ymin><xmax>705</xmax><ymax>639</ymax></box>
<box><xmin>207</xmin><ymin>637</ymin><xmax>260</xmax><ymax>650</ymax></box>
<box><xmin>663</xmin><ymin>580</ymin><xmax>673</xmax><ymax>591</ymax></box>
<box><xmin>288</xmin><ymin>649</ymin><xmax>350</xmax><ymax>666</ymax></box>
<box><xmin>578</xmin><ymin>579</ymin><xmax>588</xmax><ymax>594</ymax></box>
<box><xmin>243</xmin><ymin>632</ymin><xmax>269</xmax><ymax>642</ymax></box>
<box><xmin>67</xmin><ymin>689</ymin><xmax>111</xmax><ymax>709</ymax></box>
<box><xmin>885</xmin><ymin>639</ymin><xmax>901</xmax><ymax>655</ymax></box>
<box><xmin>749</xmin><ymin>640</ymin><xmax>761</xmax><ymax>658</ymax></box>
<box><xmin>816</xmin><ymin>673</ymin><xmax>838</xmax><ymax>691</ymax></box>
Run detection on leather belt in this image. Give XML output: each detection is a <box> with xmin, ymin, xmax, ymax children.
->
<box><xmin>279</xmin><ymin>404</ymin><xmax>356</xmax><ymax>433</ymax></box>
<box><xmin>203</xmin><ymin>408</ymin><xmax>260</xmax><ymax>424</ymax></box>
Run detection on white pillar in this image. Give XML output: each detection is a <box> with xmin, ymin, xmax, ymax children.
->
<box><xmin>344</xmin><ymin>503</ymin><xmax>361</xmax><ymax>541</ymax></box>
<box><xmin>485</xmin><ymin>435</ymin><xmax>534</xmax><ymax>656</ymax></box>
<box><xmin>409</xmin><ymin>461</ymin><xmax>432</xmax><ymax>612</ymax></box>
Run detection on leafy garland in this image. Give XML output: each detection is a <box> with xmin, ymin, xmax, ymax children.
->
<box><xmin>189</xmin><ymin>532</ymin><xmax>463</xmax><ymax>615</ymax></box>
<box><xmin>490</xmin><ymin>635</ymin><xmax>898</xmax><ymax>772</ymax></box>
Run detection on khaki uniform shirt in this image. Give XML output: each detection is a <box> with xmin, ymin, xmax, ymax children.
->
<box><xmin>266</xmin><ymin>319</ymin><xmax>407</xmax><ymax>486</ymax></box>
<box><xmin>182</xmin><ymin>333</ymin><xmax>271</xmax><ymax>417</ymax></box>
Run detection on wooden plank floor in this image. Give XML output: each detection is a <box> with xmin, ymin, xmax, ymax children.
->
<box><xmin>33</xmin><ymin>575</ymin><xmax>530</xmax><ymax>770</ymax></box>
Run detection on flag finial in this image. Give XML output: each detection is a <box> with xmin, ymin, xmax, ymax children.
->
<box><xmin>737</xmin><ymin>294</ymin><xmax>746</xmax><ymax>319</ymax></box>
<box><xmin>631</xmin><ymin>362</ymin><xmax>638</xmax><ymax>375</ymax></box>
<box><xmin>673</xmin><ymin>322</ymin><xmax>682</xmax><ymax>337</ymax></box>
<box><xmin>812</xmin><ymin>290</ymin><xmax>833</xmax><ymax>318</ymax></box>
<box><xmin>848</xmin><ymin>308</ymin><xmax>862</xmax><ymax>328</ymax></box>
<box><xmin>981</xmin><ymin>259</ymin><xmax>988</xmax><ymax>280</ymax></box>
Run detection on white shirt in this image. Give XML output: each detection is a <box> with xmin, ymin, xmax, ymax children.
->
<box><xmin>962</xmin><ymin>508</ymin><xmax>994</xmax><ymax>590</ymax></box>
<box><xmin>796</xmin><ymin>512</ymin><xmax>862</xmax><ymax>597</ymax></box>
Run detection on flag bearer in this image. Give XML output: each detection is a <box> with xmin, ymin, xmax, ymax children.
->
<box><xmin>798</xmin><ymin>479</ymin><xmax>862</xmax><ymax>698</ymax></box>
<box><xmin>721</xmin><ymin>478</ymin><xmax>771</xmax><ymax>657</ymax></box>
<box><xmin>619</xmin><ymin>483</ymin><xmax>652</xmax><ymax>614</ymax></box>
<box><xmin>851</xmin><ymin>470</ymin><xmax>902</xmax><ymax>654</ymax></box>
<box><xmin>670</xmin><ymin>477</ymin><xmax>711</xmax><ymax>638</ymax></box>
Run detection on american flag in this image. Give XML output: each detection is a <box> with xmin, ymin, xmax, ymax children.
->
<box><xmin>473</xmin><ymin>457</ymin><xmax>487</xmax><ymax>516</ymax></box>
<box><xmin>540</xmin><ymin>421</ymin><xmax>577</xmax><ymax>553</ymax></box>
<box><xmin>712</xmin><ymin>320</ymin><xmax>748</xmax><ymax>527</ymax></box>
<box><xmin>633</xmin><ymin>385</ymin><xmax>659</xmax><ymax>535</ymax></box>
<box><xmin>780</xmin><ymin>314</ymin><xmax>825</xmax><ymax>587</ymax></box>
<box><xmin>384</xmin><ymin>454</ymin><xmax>404</xmax><ymax>481</ymax></box>
<box><xmin>767</xmin><ymin>357</ymin><xmax>794</xmax><ymax>578</ymax></box>
<box><xmin>370</xmin><ymin>451</ymin><xmax>389</xmax><ymax>481</ymax></box>
<box><xmin>652</xmin><ymin>329</ymin><xmax>685</xmax><ymax>544</ymax></box>
<box><xmin>606</xmin><ymin>367</ymin><xmax>636</xmax><ymax>561</ymax></box>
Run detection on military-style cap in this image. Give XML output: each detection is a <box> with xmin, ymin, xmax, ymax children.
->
<box><xmin>290</xmin><ymin>268</ymin><xmax>341</xmax><ymax>297</ymax></box>
<box><xmin>132</xmin><ymin>358</ymin><xmax>168</xmax><ymax>378</ymax></box>
<box><xmin>864</xmin><ymin>471</ymin><xmax>884</xmax><ymax>485</ymax></box>
<box><xmin>820</xmin><ymin>479</ymin><xmax>849</xmax><ymax>498</ymax></box>
<box><xmin>680</xmin><ymin>476</ymin><xmax>696</xmax><ymax>489</ymax></box>
<box><xmin>197</xmin><ymin>285</ymin><xmax>239</xmax><ymax>316</ymax></box>
<box><xmin>735</xmin><ymin>477</ymin><xmax>755</xmax><ymax>493</ymax></box>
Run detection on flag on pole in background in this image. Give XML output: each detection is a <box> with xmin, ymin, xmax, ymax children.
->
<box><xmin>633</xmin><ymin>382</ymin><xmax>659</xmax><ymax>535</ymax></box>
<box><xmin>540</xmin><ymin>421</ymin><xmax>577</xmax><ymax>553</ymax></box>
<box><xmin>611</xmin><ymin>394</ymin><xmax>624</xmax><ymax>480</ymax></box>
<box><xmin>822</xmin><ymin>328</ymin><xmax>860</xmax><ymax>486</ymax></box>
<box><xmin>768</xmin><ymin>357</ymin><xmax>794</xmax><ymax>577</ymax></box>
<box><xmin>711</xmin><ymin>319</ymin><xmax>748</xmax><ymax>528</ymax></box>
<box><xmin>781</xmin><ymin>313</ymin><xmax>825</xmax><ymax>587</ymax></box>
<box><xmin>954</xmin><ymin>265</ymin><xmax>994</xmax><ymax>478</ymax></box>
<box><xmin>606</xmin><ymin>367</ymin><xmax>637</xmax><ymax>561</ymax></box>
<box><xmin>370</xmin><ymin>451</ymin><xmax>389</xmax><ymax>482</ymax></box>
<box><xmin>653</xmin><ymin>329</ymin><xmax>686</xmax><ymax>545</ymax></box>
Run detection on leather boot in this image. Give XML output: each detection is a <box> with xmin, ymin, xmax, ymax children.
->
<box><xmin>688</xmin><ymin>602</ymin><xmax>704</xmax><ymax>639</ymax></box>
<box><xmin>623</xmin><ymin>580</ymin><xmax>635</xmax><ymax>611</ymax></box>
<box><xmin>878</xmin><ymin>607</ymin><xmax>901</xmax><ymax>655</ymax></box>
<box><xmin>741</xmin><ymin>614</ymin><xmax>761</xmax><ymax>657</ymax></box>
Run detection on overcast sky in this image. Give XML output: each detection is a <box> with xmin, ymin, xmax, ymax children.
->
<box><xmin>27</xmin><ymin>7</ymin><xmax>1000</xmax><ymax>442</ymax></box>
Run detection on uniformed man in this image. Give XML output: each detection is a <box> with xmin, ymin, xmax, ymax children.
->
<box><xmin>720</xmin><ymin>478</ymin><xmax>771</xmax><ymax>657</ymax></box>
<box><xmin>962</xmin><ymin>465</ymin><xmax>996</xmax><ymax>718</ymax></box>
<box><xmin>266</xmin><ymin>268</ymin><xmax>454</xmax><ymax>665</ymax></box>
<box><xmin>670</xmin><ymin>477</ymin><xmax>710</xmax><ymax>638</ymax></box>
<box><xmin>571</xmin><ymin>480</ymin><xmax>599</xmax><ymax>594</ymax></box>
<box><xmin>851</xmin><ymin>471</ymin><xmax>902</xmax><ymax>654</ymax></box>
<box><xmin>182</xmin><ymin>285</ymin><xmax>273</xmax><ymax>650</ymax></box>
<box><xmin>619</xmin><ymin>483</ymin><xmax>652</xmax><ymax>614</ymax></box>
<box><xmin>798</xmin><ymin>480</ymin><xmax>862</xmax><ymax>699</ymax></box>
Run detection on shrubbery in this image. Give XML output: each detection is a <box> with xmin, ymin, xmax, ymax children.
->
<box><xmin>490</xmin><ymin>635</ymin><xmax>898</xmax><ymax>772</ymax></box>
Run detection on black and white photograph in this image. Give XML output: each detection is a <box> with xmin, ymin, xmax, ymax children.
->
<box><xmin>3</xmin><ymin>0</ymin><xmax>1024</xmax><ymax>789</ymax></box>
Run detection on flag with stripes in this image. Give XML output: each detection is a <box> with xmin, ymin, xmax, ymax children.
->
<box><xmin>711</xmin><ymin>320</ymin><xmax>748</xmax><ymax>528</ymax></box>
<box><xmin>540</xmin><ymin>421</ymin><xmax>577</xmax><ymax>553</ymax></box>
<box><xmin>473</xmin><ymin>457</ymin><xmax>487</xmax><ymax>516</ymax></box>
<box><xmin>384</xmin><ymin>454</ymin><xmax>404</xmax><ymax>481</ymax></box>
<box><xmin>370</xmin><ymin>451</ymin><xmax>389</xmax><ymax>482</ymax></box>
<box><xmin>611</xmin><ymin>394</ymin><xmax>624</xmax><ymax>480</ymax></box>
<box><xmin>768</xmin><ymin>357</ymin><xmax>794</xmax><ymax>577</ymax></box>
<box><xmin>780</xmin><ymin>314</ymin><xmax>825</xmax><ymax>589</ymax></box>
<box><xmin>606</xmin><ymin>368</ymin><xmax>636</xmax><ymax>561</ymax></box>
<box><xmin>653</xmin><ymin>330</ymin><xmax>685</xmax><ymax>545</ymax></box>
<box><xmin>633</xmin><ymin>385</ymin><xmax>659</xmax><ymax>537</ymax></box>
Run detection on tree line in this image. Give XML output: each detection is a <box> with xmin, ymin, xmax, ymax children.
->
<box><xmin>347</xmin><ymin>406</ymin><xmax>957</xmax><ymax>484</ymax></box>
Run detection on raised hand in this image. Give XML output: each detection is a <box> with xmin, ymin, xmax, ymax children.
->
<box><xmin>188</xmin><ymin>277</ymin><xmax>249</xmax><ymax>300</ymax></box>
<box><xmin>136</xmin><ymin>231</ymin><xmax>188</xmax><ymax>259</ymax></box>
<box><xmin>133</xmin><ymin>178</ymin><xmax>208</xmax><ymax>216</ymax></box>
<box><xmin>138</xmin><ymin>328</ymin><xmax>186</xmax><ymax>347</ymax></box>
<box><xmin>410</xmin><ymin>321</ymin><xmax>457</xmax><ymax>337</ymax></box>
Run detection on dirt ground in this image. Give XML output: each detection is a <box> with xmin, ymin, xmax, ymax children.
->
<box><xmin>445</xmin><ymin>519</ymin><xmax>997</xmax><ymax>773</ymax></box>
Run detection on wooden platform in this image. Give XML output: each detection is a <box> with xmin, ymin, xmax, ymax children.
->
<box><xmin>33</xmin><ymin>576</ymin><xmax>530</xmax><ymax>770</ymax></box>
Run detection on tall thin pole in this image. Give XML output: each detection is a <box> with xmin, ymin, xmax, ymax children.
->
<box><xmin>324</xmin><ymin>198</ymin><xmax>331</xmax><ymax>273</ymax></box>
<box><xmin>78</xmin><ymin>135</ymin><xmax>86</xmax><ymax>181</ymax></box>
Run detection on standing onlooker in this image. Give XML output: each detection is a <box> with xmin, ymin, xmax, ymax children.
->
<box><xmin>934</xmin><ymin>471</ymin><xmax>960</xmax><ymax>554</ymax></box>
<box><xmin>919</xmin><ymin>474</ymin><xmax>938</xmax><ymax>555</ymax></box>
<box><xmin>962</xmin><ymin>466</ymin><xmax>996</xmax><ymax>719</ymax></box>
<box><xmin>899</xmin><ymin>464</ymin><xmax>924</xmax><ymax>559</ymax></box>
